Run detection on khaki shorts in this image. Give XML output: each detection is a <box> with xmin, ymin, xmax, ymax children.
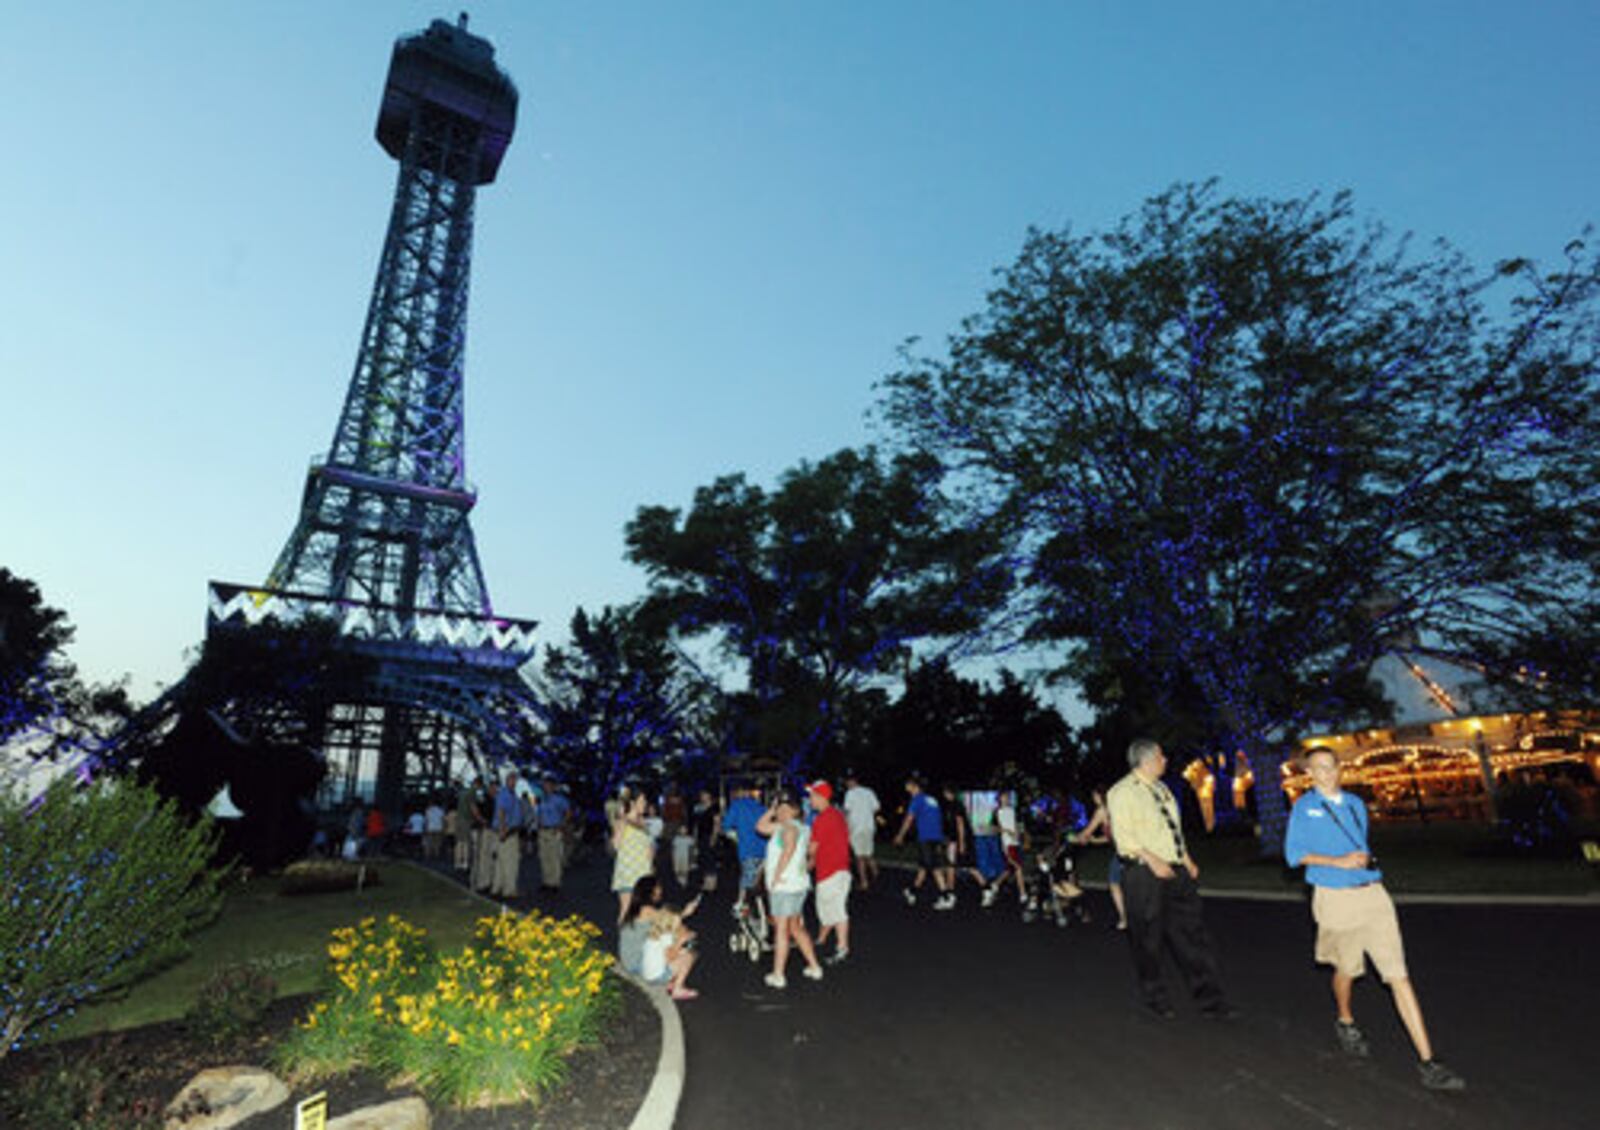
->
<box><xmin>850</xmin><ymin>826</ymin><xmax>875</xmax><ymax>858</ymax></box>
<box><xmin>815</xmin><ymin>870</ymin><xmax>852</xmax><ymax>927</ymax></box>
<box><xmin>1311</xmin><ymin>882</ymin><xmax>1408</xmax><ymax>983</ymax></box>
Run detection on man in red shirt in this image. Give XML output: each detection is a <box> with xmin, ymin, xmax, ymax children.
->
<box><xmin>807</xmin><ymin>780</ymin><xmax>854</xmax><ymax>964</ymax></box>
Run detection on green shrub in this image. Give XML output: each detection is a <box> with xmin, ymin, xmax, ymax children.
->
<box><xmin>184</xmin><ymin>962</ymin><xmax>278</xmax><ymax>1043</ymax></box>
<box><xmin>279</xmin><ymin>858</ymin><xmax>381</xmax><ymax>895</ymax></box>
<box><xmin>0</xmin><ymin>775</ymin><xmax>225</xmax><ymax>1062</ymax></box>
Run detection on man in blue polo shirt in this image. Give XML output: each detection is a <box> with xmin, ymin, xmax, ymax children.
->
<box><xmin>723</xmin><ymin>783</ymin><xmax>769</xmax><ymax>914</ymax></box>
<box><xmin>893</xmin><ymin>774</ymin><xmax>954</xmax><ymax>910</ymax></box>
<box><xmin>536</xmin><ymin>776</ymin><xmax>571</xmax><ymax>893</ymax></box>
<box><xmin>1285</xmin><ymin>748</ymin><xmax>1465</xmax><ymax>1092</ymax></box>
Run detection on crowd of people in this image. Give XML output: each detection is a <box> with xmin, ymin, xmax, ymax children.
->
<box><xmin>591</xmin><ymin>739</ymin><xmax>1466</xmax><ymax>1092</ymax></box>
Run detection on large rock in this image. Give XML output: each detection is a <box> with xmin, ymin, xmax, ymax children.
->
<box><xmin>164</xmin><ymin>1065</ymin><xmax>290</xmax><ymax>1130</ymax></box>
<box><xmin>327</xmin><ymin>1096</ymin><xmax>431</xmax><ymax>1129</ymax></box>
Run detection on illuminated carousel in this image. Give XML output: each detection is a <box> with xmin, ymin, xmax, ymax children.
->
<box><xmin>1183</xmin><ymin>653</ymin><xmax>1600</xmax><ymax>826</ymax></box>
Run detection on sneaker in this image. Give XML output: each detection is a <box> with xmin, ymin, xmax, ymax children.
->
<box><xmin>1418</xmin><ymin>1060</ymin><xmax>1466</xmax><ymax>1092</ymax></box>
<box><xmin>902</xmin><ymin>887</ymin><xmax>917</xmax><ymax>907</ymax></box>
<box><xmin>980</xmin><ymin>886</ymin><xmax>997</xmax><ymax>908</ymax></box>
<box><xmin>1334</xmin><ymin>1020</ymin><xmax>1371</xmax><ymax>1058</ymax></box>
<box><xmin>824</xmin><ymin>949</ymin><xmax>850</xmax><ymax>966</ymax></box>
<box><xmin>935</xmin><ymin>894</ymin><xmax>955</xmax><ymax>911</ymax></box>
<box><xmin>1201</xmin><ymin>1002</ymin><xmax>1240</xmax><ymax>1022</ymax></box>
<box><xmin>802</xmin><ymin>964</ymin><xmax>824</xmax><ymax>981</ymax></box>
<box><xmin>669</xmin><ymin>986</ymin><xmax>699</xmax><ymax>1001</ymax></box>
<box><xmin>763</xmin><ymin>972</ymin><xmax>787</xmax><ymax>990</ymax></box>
<box><xmin>1144</xmin><ymin>1000</ymin><xmax>1178</xmax><ymax>1021</ymax></box>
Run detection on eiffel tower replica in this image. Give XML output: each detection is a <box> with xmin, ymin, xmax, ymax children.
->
<box><xmin>198</xmin><ymin>15</ymin><xmax>538</xmax><ymax>816</ymax></box>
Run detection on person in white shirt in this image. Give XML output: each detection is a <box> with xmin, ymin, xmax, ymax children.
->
<box><xmin>841</xmin><ymin>770</ymin><xmax>881</xmax><ymax>891</ymax></box>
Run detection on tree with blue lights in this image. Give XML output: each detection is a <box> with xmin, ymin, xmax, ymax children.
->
<box><xmin>528</xmin><ymin>605</ymin><xmax>715</xmax><ymax>814</ymax></box>
<box><xmin>625</xmin><ymin>448</ymin><xmax>1009</xmax><ymax>779</ymax></box>
<box><xmin>881</xmin><ymin>182</ymin><xmax>1600</xmax><ymax>852</ymax></box>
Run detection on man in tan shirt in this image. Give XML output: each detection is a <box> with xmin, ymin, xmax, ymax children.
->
<box><xmin>1107</xmin><ymin>738</ymin><xmax>1234</xmax><ymax>1020</ymax></box>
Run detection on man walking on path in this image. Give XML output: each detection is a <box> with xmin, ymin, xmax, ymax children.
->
<box><xmin>724</xmin><ymin>783</ymin><xmax>769</xmax><ymax>915</ymax></box>
<box><xmin>894</xmin><ymin>774</ymin><xmax>954</xmax><ymax>910</ymax></box>
<box><xmin>842</xmin><ymin>770</ymin><xmax>880</xmax><ymax>891</ymax></box>
<box><xmin>807</xmin><ymin>780</ymin><xmax>853</xmax><ymax>963</ymax></box>
<box><xmin>1106</xmin><ymin>739</ymin><xmax>1235</xmax><ymax>1020</ymax></box>
<box><xmin>489</xmin><ymin>767</ymin><xmax>523</xmax><ymax>900</ymax></box>
<box><xmin>1285</xmin><ymin>748</ymin><xmax>1466</xmax><ymax>1092</ymax></box>
<box><xmin>537</xmin><ymin>776</ymin><xmax>571</xmax><ymax>892</ymax></box>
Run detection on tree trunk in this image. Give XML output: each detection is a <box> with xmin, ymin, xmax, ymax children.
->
<box><xmin>1243</xmin><ymin>740</ymin><xmax>1288</xmax><ymax>857</ymax></box>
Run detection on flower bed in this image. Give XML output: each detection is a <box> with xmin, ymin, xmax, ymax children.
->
<box><xmin>276</xmin><ymin>910</ymin><xmax>617</xmax><ymax>1108</ymax></box>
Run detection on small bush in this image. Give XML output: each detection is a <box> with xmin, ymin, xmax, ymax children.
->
<box><xmin>185</xmin><ymin>962</ymin><xmax>277</xmax><ymax>1043</ymax></box>
<box><xmin>279</xmin><ymin>859</ymin><xmax>381</xmax><ymax>896</ymax></box>
<box><xmin>276</xmin><ymin>910</ymin><xmax>617</xmax><ymax>1107</ymax></box>
<box><xmin>0</xmin><ymin>1035</ymin><xmax>165</xmax><ymax>1130</ymax></box>
<box><xmin>0</xmin><ymin>776</ymin><xmax>225</xmax><ymax>1063</ymax></box>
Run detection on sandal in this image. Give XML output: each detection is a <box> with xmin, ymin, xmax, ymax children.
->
<box><xmin>669</xmin><ymin>987</ymin><xmax>699</xmax><ymax>1001</ymax></box>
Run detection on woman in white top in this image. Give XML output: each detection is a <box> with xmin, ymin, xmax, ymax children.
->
<box><xmin>755</xmin><ymin>789</ymin><xmax>825</xmax><ymax>989</ymax></box>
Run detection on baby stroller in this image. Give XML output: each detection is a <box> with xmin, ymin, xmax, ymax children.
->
<box><xmin>727</xmin><ymin>878</ymin><xmax>773</xmax><ymax>962</ymax></box>
<box><xmin>1022</xmin><ymin>838</ymin><xmax>1091</xmax><ymax>927</ymax></box>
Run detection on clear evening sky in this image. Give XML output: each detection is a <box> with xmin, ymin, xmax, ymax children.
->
<box><xmin>2</xmin><ymin>1</ymin><xmax>1595</xmax><ymax>704</ymax></box>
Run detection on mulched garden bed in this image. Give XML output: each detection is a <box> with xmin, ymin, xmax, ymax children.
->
<box><xmin>0</xmin><ymin>977</ymin><xmax>660</xmax><ymax>1130</ymax></box>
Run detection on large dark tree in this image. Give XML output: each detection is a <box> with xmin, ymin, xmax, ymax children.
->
<box><xmin>867</xmin><ymin>658</ymin><xmax>1076</xmax><ymax>791</ymax></box>
<box><xmin>625</xmin><ymin>447</ymin><xmax>1008</xmax><ymax>777</ymax></box>
<box><xmin>881</xmin><ymin>183</ymin><xmax>1600</xmax><ymax>851</ymax></box>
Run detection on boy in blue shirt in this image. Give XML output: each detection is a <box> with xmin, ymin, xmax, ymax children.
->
<box><xmin>1285</xmin><ymin>748</ymin><xmax>1464</xmax><ymax>1092</ymax></box>
<box><xmin>893</xmin><ymin>775</ymin><xmax>954</xmax><ymax>909</ymax></box>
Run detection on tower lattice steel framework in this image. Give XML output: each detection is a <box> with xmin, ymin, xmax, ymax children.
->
<box><xmin>204</xmin><ymin>15</ymin><xmax>539</xmax><ymax>814</ymax></box>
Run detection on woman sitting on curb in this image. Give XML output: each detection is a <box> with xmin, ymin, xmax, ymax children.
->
<box><xmin>618</xmin><ymin>874</ymin><xmax>700</xmax><ymax>1001</ymax></box>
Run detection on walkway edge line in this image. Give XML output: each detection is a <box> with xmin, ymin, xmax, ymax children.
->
<box><xmin>622</xmin><ymin>973</ymin><xmax>685</xmax><ymax>1130</ymax></box>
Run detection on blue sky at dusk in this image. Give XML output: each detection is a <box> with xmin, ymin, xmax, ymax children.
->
<box><xmin>2</xmin><ymin>1</ymin><xmax>1596</xmax><ymax>703</ymax></box>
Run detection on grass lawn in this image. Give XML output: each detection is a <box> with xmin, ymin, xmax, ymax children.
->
<box><xmin>51</xmin><ymin>861</ymin><xmax>491</xmax><ymax>1041</ymax></box>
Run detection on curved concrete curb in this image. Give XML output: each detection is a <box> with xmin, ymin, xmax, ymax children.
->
<box><xmin>402</xmin><ymin>863</ymin><xmax>685</xmax><ymax>1128</ymax></box>
<box><xmin>621</xmin><ymin>973</ymin><xmax>685</xmax><ymax>1130</ymax></box>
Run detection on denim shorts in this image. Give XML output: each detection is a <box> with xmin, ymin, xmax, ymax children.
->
<box><xmin>770</xmin><ymin>890</ymin><xmax>807</xmax><ymax>918</ymax></box>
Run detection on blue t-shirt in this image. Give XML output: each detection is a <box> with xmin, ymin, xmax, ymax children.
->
<box><xmin>538</xmin><ymin>791</ymin><xmax>570</xmax><ymax>828</ymax></box>
<box><xmin>910</xmin><ymin>792</ymin><xmax>944</xmax><ymax>842</ymax></box>
<box><xmin>723</xmin><ymin>796</ymin><xmax>769</xmax><ymax>861</ymax></box>
<box><xmin>1284</xmin><ymin>790</ymin><xmax>1382</xmax><ymax>888</ymax></box>
<box><xmin>494</xmin><ymin>784</ymin><xmax>521</xmax><ymax>833</ymax></box>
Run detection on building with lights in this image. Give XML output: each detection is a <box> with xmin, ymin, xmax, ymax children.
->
<box><xmin>1182</xmin><ymin>653</ymin><xmax>1600</xmax><ymax>827</ymax></box>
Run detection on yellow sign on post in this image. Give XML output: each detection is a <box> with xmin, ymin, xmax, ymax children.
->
<box><xmin>295</xmin><ymin>1091</ymin><xmax>328</xmax><ymax>1130</ymax></box>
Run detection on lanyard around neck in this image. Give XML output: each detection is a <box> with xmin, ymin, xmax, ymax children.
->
<box><xmin>1141</xmin><ymin>778</ymin><xmax>1185</xmax><ymax>859</ymax></box>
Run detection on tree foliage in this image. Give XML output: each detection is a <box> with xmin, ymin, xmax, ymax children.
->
<box><xmin>863</xmin><ymin>659</ymin><xmax>1077</xmax><ymax>791</ymax></box>
<box><xmin>880</xmin><ymin>182</ymin><xmax>1600</xmax><ymax>849</ymax></box>
<box><xmin>528</xmin><ymin>605</ymin><xmax>713</xmax><ymax>814</ymax></box>
<box><xmin>0</xmin><ymin>776</ymin><xmax>224</xmax><ymax>1061</ymax></box>
<box><xmin>625</xmin><ymin>447</ymin><xmax>1008</xmax><ymax>775</ymax></box>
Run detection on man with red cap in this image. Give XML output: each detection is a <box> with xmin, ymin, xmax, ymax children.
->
<box><xmin>807</xmin><ymin>779</ymin><xmax>854</xmax><ymax>963</ymax></box>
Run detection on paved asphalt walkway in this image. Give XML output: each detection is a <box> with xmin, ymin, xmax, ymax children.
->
<box><xmin>470</xmin><ymin>849</ymin><xmax>1594</xmax><ymax>1130</ymax></box>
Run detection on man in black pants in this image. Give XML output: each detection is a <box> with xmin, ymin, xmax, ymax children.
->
<box><xmin>1106</xmin><ymin>738</ymin><xmax>1236</xmax><ymax>1021</ymax></box>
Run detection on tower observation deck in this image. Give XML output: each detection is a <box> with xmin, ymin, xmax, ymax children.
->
<box><xmin>196</xmin><ymin>15</ymin><xmax>541</xmax><ymax>815</ymax></box>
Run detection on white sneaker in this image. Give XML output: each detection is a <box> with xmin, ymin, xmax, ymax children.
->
<box><xmin>980</xmin><ymin>886</ymin><xmax>997</xmax><ymax>908</ymax></box>
<box><xmin>902</xmin><ymin>887</ymin><xmax>917</xmax><ymax>907</ymax></box>
<box><xmin>935</xmin><ymin>894</ymin><xmax>955</xmax><ymax>911</ymax></box>
<box><xmin>802</xmin><ymin>964</ymin><xmax>824</xmax><ymax>981</ymax></box>
<box><xmin>764</xmin><ymin>972</ymin><xmax>787</xmax><ymax>989</ymax></box>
